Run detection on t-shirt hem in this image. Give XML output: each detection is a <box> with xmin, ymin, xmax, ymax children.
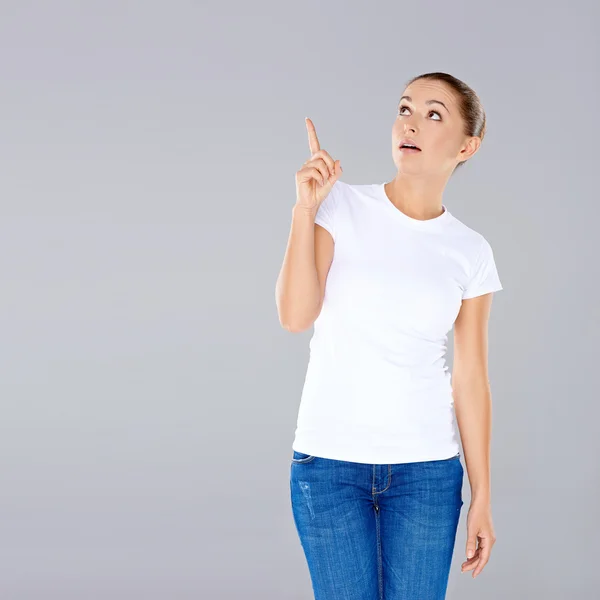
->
<box><xmin>314</xmin><ymin>217</ymin><xmax>334</xmax><ymax>238</ymax></box>
<box><xmin>292</xmin><ymin>436</ymin><xmax>460</xmax><ymax>465</ymax></box>
<box><xmin>462</xmin><ymin>284</ymin><xmax>503</xmax><ymax>299</ymax></box>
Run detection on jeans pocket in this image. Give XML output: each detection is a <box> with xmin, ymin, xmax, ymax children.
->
<box><xmin>291</xmin><ymin>450</ymin><xmax>316</xmax><ymax>464</ymax></box>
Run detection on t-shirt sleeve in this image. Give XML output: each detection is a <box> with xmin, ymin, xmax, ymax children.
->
<box><xmin>314</xmin><ymin>180</ymin><xmax>341</xmax><ymax>241</ymax></box>
<box><xmin>462</xmin><ymin>237</ymin><xmax>503</xmax><ymax>299</ymax></box>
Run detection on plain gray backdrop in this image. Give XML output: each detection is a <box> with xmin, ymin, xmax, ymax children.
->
<box><xmin>1</xmin><ymin>1</ymin><xmax>598</xmax><ymax>598</ymax></box>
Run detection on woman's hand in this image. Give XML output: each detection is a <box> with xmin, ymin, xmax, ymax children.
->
<box><xmin>461</xmin><ymin>499</ymin><xmax>497</xmax><ymax>578</ymax></box>
<box><xmin>295</xmin><ymin>117</ymin><xmax>342</xmax><ymax>211</ymax></box>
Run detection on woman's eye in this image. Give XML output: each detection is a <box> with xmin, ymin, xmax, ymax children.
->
<box><xmin>397</xmin><ymin>106</ymin><xmax>441</xmax><ymax>120</ymax></box>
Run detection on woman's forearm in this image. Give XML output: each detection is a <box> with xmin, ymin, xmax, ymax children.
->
<box><xmin>454</xmin><ymin>383</ymin><xmax>492</xmax><ymax>504</ymax></box>
<box><xmin>275</xmin><ymin>204</ymin><xmax>322</xmax><ymax>332</ymax></box>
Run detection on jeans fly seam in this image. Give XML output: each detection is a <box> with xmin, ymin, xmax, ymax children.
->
<box><xmin>372</xmin><ymin>464</ymin><xmax>392</xmax><ymax>495</ymax></box>
<box><xmin>375</xmin><ymin>501</ymin><xmax>383</xmax><ymax>600</ymax></box>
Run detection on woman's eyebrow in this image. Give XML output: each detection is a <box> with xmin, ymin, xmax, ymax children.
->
<box><xmin>399</xmin><ymin>95</ymin><xmax>450</xmax><ymax>114</ymax></box>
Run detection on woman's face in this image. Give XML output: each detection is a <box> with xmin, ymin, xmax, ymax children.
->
<box><xmin>391</xmin><ymin>79</ymin><xmax>478</xmax><ymax>176</ymax></box>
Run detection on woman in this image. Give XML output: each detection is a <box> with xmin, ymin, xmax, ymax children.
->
<box><xmin>275</xmin><ymin>72</ymin><xmax>502</xmax><ymax>600</ymax></box>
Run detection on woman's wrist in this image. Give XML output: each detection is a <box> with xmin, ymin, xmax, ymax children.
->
<box><xmin>292</xmin><ymin>202</ymin><xmax>318</xmax><ymax>220</ymax></box>
<box><xmin>470</xmin><ymin>489</ymin><xmax>491</xmax><ymax>505</ymax></box>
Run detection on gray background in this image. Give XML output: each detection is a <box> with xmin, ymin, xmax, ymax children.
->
<box><xmin>0</xmin><ymin>1</ymin><xmax>598</xmax><ymax>598</ymax></box>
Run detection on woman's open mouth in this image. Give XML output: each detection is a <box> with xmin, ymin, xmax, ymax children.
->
<box><xmin>398</xmin><ymin>140</ymin><xmax>422</xmax><ymax>153</ymax></box>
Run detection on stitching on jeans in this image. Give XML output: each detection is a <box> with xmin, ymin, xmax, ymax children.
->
<box><xmin>375</xmin><ymin>501</ymin><xmax>383</xmax><ymax>600</ymax></box>
<box><xmin>372</xmin><ymin>464</ymin><xmax>392</xmax><ymax>495</ymax></box>
<box><xmin>291</xmin><ymin>455</ymin><xmax>316</xmax><ymax>464</ymax></box>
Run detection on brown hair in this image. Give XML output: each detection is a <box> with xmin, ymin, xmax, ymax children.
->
<box><xmin>404</xmin><ymin>72</ymin><xmax>486</xmax><ymax>172</ymax></box>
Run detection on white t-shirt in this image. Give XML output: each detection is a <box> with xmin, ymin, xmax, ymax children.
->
<box><xmin>292</xmin><ymin>180</ymin><xmax>503</xmax><ymax>465</ymax></box>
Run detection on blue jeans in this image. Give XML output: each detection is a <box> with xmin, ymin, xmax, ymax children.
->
<box><xmin>290</xmin><ymin>450</ymin><xmax>464</xmax><ymax>600</ymax></box>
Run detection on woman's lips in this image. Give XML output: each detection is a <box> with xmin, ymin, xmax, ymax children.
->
<box><xmin>399</xmin><ymin>146</ymin><xmax>422</xmax><ymax>153</ymax></box>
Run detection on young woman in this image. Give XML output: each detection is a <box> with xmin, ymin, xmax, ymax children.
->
<box><xmin>275</xmin><ymin>72</ymin><xmax>502</xmax><ymax>600</ymax></box>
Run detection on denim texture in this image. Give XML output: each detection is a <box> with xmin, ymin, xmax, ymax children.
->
<box><xmin>290</xmin><ymin>450</ymin><xmax>464</xmax><ymax>599</ymax></box>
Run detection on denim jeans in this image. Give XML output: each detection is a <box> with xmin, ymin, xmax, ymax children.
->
<box><xmin>290</xmin><ymin>450</ymin><xmax>464</xmax><ymax>600</ymax></box>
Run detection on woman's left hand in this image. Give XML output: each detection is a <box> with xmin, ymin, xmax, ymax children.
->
<box><xmin>461</xmin><ymin>499</ymin><xmax>496</xmax><ymax>578</ymax></box>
